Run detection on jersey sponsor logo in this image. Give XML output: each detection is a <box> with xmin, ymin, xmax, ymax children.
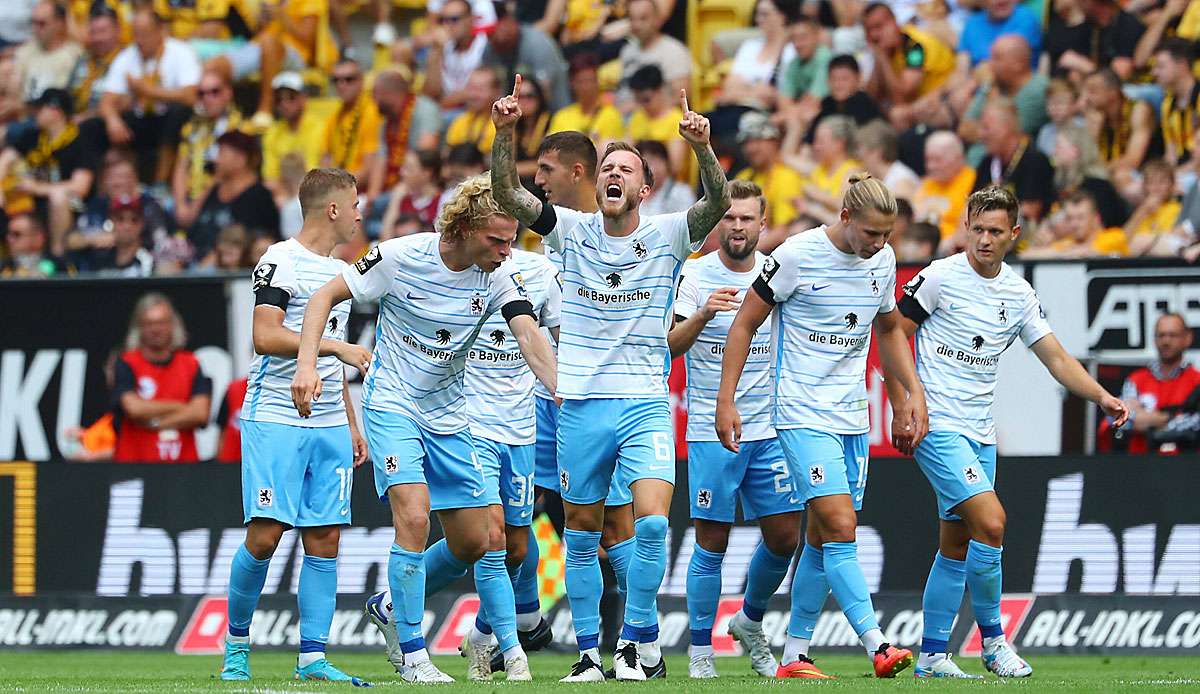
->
<box><xmin>605</xmin><ymin>272</ymin><xmax>622</xmax><ymax>288</ymax></box>
<box><xmin>809</xmin><ymin>331</ymin><xmax>868</xmax><ymax>350</ymax></box>
<box><xmin>469</xmin><ymin>295</ymin><xmax>485</xmax><ymax>315</ymax></box>
<box><xmin>633</xmin><ymin>239</ymin><xmax>648</xmax><ymax>259</ymax></box>
<box><xmin>844</xmin><ymin>312</ymin><xmax>859</xmax><ymax>330</ymax></box>
<box><xmin>468</xmin><ymin>348</ymin><xmax>525</xmax><ymax>363</ymax></box>
<box><xmin>709</xmin><ymin>343</ymin><xmax>770</xmax><ymax>356</ymax></box>
<box><xmin>402</xmin><ymin>334</ymin><xmax>456</xmax><ymax>362</ymax></box>
<box><xmin>252</xmin><ymin>263</ymin><xmax>276</xmax><ymax>290</ymax></box>
<box><xmin>354</xmin><ymin>245</ymin><xmax>382</xmax><ymax>274</ymax></box>
<box><xmin>384</xmin><ymin>455</ymin><xmax>398</xmax><ymax>473</ymax></box>
<box><xmin>902</xmin><ymin>274</ymin><xmax>925</xmax><ymax>297</ymax></box>
<box><xmin>435</xmin><ymin>329</ymin><xmax>451</xmax><ymax>345</ymax></box>
<box><xmin>256</xmin><ymin>487</ymin><xmax>273</xmax><ymax>507</ymax></box>
<box><xmin>489</xmin><ymin>330</ymin><xmax>506</xmax><ymax>347</ymax></box>
<box><xmin>936</xmin><ymin>342</ymin><xmax>1000</xmax><ymax>368</ymax></box>
<box><xmin>696</xmin><ymin>488</ymin><xmax>712</xmax><ymax>509</ymax></box>
<box><xmin>972</xmin><ymin>335</ymin><xmax>984</xmax><ymax>351</ymax></box>
<box><xmin>577</xmin><ymin>285</ymin><xmax>651</xmax><ymax>305</ymax></box>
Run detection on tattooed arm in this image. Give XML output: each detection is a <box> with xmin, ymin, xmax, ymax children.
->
<box><xmin>490</xmin><ymin>75</ymin><xmax>544</xmax><ymax>227</ymax></box>
<box><xmin>678</xmin><ymin>90</ymin><xmax>731</xmax><ymax>244</ymax></box>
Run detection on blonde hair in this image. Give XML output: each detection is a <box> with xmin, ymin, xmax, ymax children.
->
<box><xmin>299</xmin><ymin>168</ymin><xmax>357</xmax><ymax>218</ymax></box>
<box><xmin>842</xmin><ymin>172</ymin><xmax>897</xmax><ymax>218</ymax></box>
<box><xmin>125</xmin><ymin>292</ymin><xmax>187</xmax><ymax>351</ymax></box>
<box><xmin>437</xmin><ymin>174</ymin><xmax>514</xmax><ymax>242</ymax></box>
<box><xmin>728</xmin><ymin>178</ymin><xmax>767</xmax><ymax>217</ymax></box>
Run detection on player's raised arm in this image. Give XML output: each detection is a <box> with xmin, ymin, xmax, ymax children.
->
<box><xmin>716</xmin><ymin>288</ymin><xmax>772</xmax><ymax>453</ymax></box>
<box><xmin>490</xmin><ymin>74</ymin><xmax>545</xmax><ymax>228</ymax></box>
<box><xmin>1030</xmin><ymin>333</ymin><xmax>1129</xmax><ymax>427</ymax></box>
<box><xmin>680</xmin><ymin>89</ymin><xmax>731</xmax><ymax>244</ymax></box>
<box><xmin>874</xmin><ymin>309</ymin><xmax>928</xmax><ymax>454</ymax></box>
<box><xmin>292</xmin><ymin>274</ymin><xmax>355</xmax><ymax>417</ymax></box>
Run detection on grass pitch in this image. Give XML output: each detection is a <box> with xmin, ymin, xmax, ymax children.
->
<box><xmin>0</xmin><ymin>651</ymin><xmax>1198</xmax><ymax>693</ymax></box>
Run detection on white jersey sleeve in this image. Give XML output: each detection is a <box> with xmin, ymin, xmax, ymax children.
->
<box><xmin>541</xmin><ymin>205</ymin><xmax>594</xmax><ymax>254</ymax></box>
<box><xmin>488</xmin><ymin>259</ymin><xmax>532</xmax><ymax>314</ymax></box>
<box><xmin>541</xmin><ymin>265</ymin><xmax>562</xmax><ymax>328</ymax></box>
<box><xmin>899</xmin><ymin>261</ymin><xmax>947</xmax><ymax>321</ymax></box>
<box><xmin>243</xmin><ymin>240</ymin><xmax>350</xmax><ymax>428</ymax></box>
<box><xmin>757</xmin><ymin>238</ymin><xmax>804</xmax><ymax>303</ymax></box>
<box><xmin>343</xmin><ymin>240</ymin><xmax>402</xmax><ymax>303</ymax></box>
<box><xmin>1018</xmin><ymin>292</ymin><xmax>1053</xmax><ymax>347</ymax></box>
<box><xmin>674</xmin><ymin>263</ymin><xmax>701</xmax><ymax>317</ymax></box>
<box><xmin>652</xmin><ymin>210</ymin><xmax>702</xmax><ymax>261</ymax></box>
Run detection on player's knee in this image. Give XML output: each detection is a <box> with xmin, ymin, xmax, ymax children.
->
<box><xmin>819</xmin><ymin>515</ymin><xmax>857</xmax><ymax>543</ymax></box>
<box><xmin>451</xmin><ymin>533</ymin><xmax>489</xmax><ymax>563</ymax></box>
<box><xmin>634</xmin><ymin>514</ymin><xmax>668</xmax><ymax>543</ymax></box>
<box><xmin>505</xmin><ymin>537</ymin><xmax>528</xmax><ymax>568</ymax></box>
<box><xmin>392</xmin><ymin>507</ymin><xmax>430</xmax><ymax>537</ymax></box>
<box><xmin>763</xmin><ymin>528</ymin><xmax>800</xmax><ymax>557</ymax></box>
<box><xmin>975</xmin><ymin>516</ymin><xmax>1006</xmax><ymax>547</ymax></box>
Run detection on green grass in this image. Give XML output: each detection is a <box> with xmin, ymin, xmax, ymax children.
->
<box><xmin>0</xmin><ymin>652</ymin><xmax>1198</xmax><ymax>692</ymax></box>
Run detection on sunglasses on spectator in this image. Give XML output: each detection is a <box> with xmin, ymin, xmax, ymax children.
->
<box><xmin>333</xmin><ymin>74</ymin><xmax>360</xmax><ymax>84</ymax></box>
<box><xmin>439</xmin><ymin>14</ymin><xmax>467</xmax><ymax>24</ymax></box>
<box><xmin>198</xmin><ymin>87</ymin><xmax>224</xmax><ymax>97</ymax></box>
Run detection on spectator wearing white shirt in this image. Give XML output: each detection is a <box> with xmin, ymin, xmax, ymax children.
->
<box><xmin>98</xmin><ymin>7</ymin><xmax>200</xmax><ymax>184</ymax></box>
<box><xmin>423</xmin><ymin>0</ymin><xmax>489</xmax><ymax>113</ymax></box>
<box><xmin>4</xmin><ymin>0</ymin><xmax>83</xmax><ymax>126</ymax></box>
<box><xmin>638</xmin><ymin>139</ymin><xmax>697</xmax><ymax>217</ymax></box>
<box><xmin>618</xmin><ymin>0</ymin><xmax>693</xmax><ymax>103</ymax></box>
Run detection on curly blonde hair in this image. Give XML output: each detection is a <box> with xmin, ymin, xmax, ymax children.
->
<box><xmin>436</xmin><ymin>174</ymin><xmax>514</xmax><ymax>242</ymax></box>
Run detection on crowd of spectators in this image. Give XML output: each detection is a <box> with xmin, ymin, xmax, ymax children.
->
<box><xmin>6</xmin><ymin>0</ymin><xmax>1200</xmax><ymax>279</ymax></box>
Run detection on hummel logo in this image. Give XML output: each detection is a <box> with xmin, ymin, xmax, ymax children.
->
<box><xmin>812</xmin><ymin>283</ymin><xmax>831</xmax><ymax>291</ymax></box>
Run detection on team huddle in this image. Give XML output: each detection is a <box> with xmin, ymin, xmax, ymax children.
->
<box><xmin>219</xmin><ymin>75</ymin><xmax>1129</xmax><ymax>685</ymax></box>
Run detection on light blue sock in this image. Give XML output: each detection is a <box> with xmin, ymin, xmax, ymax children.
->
<box><xmin>298</xmin><ymin>555</ymin><xmax>337</xmax><ymax>656</ymax></box>
<box><xmin>564</xmin><ymin>529</ymin><xmax>603</xmax><ymax>649</ymax></box>
<box><xmin>966</xmin><ymin>540</ymin><xmax>1004</xmax><ymax>639</ymax></box>
<box><xmin>606</xmin><ymin>535</ymin><xmax>635</xmax><ymax>598</ymax></box>
<box><xmin>226</xmin><ymin>544</ymin><xmax>271</xmax><ymax>637</ymax></box>
<box><xmin>514</xmin><ymin>531</ymin><xmax>541</xmax><ymax>619</ymax></box>
<box><xmin>622</xmin><ymin>515</ymin><xmax>667</xmax><ymax>636</ymax></box>
<box><xmin>388</xmin><ymin>544</ymin><xmax>427</xmax><ymax>650</ymax></box>
<box><xmin>823</xmin><ymin>541</ymin><xmax>879</xmax><ymax>636</ymax></box>
<box><xmin>686</xmin><ymin>546</ymin><xmax>723</xmax><ymax>647</ymax></box>
<box><xmin>787</xmin><ymin>543</ymin><xmax>828</xmax><ymax>638</ymax></box>
<box><xmin>922</xmin><ymin>552</ymin><xmax>966</xmax><ymax>655</ymax></box>
<box><xmin>744</xmin><ymin>543</ymin><xmax>792</xmax><ymax>621</ymax></box>
<box><xmin>475</xmin><ymin>550</ymin><xmax>519</xmax><ymax>653</ymax></box>
<box><xmin>423</xmin><ymin>538</ymin><xmax>470</xmax><ymax>597</ymax></box>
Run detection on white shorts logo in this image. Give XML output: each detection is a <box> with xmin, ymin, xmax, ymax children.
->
<box><xmin>963</xmin><ymin>465</ymin><xmax>982</xmax><ymax>485</ymax></box>
<box><xmin>257</xmin><ymin>488</ymin><xmax>273</xmax><ymax>507</ymax></box>
<box><xmin>559</xmin><ymin>469</ymin><xmax>569</xmax><ymax>492</ymax></box>
<box><xmin>385</xmin><ymin>455</ymin><xmax>399</xmax><ymax>473</ymax></box>
<box><xmin>696</xmin><ymin>488</ymin><xmax>712</xmax><ymax>509</ymax></box>
<box><xmin>809</xmin><ymin>465</ymin><xmax>825</xmax><ymax>485</ymax></box>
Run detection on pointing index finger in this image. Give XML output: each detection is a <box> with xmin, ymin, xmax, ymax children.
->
<box><xmin>512</xmin><ymin>73</ymin><xmax>522</xmax><ymax>99</ymax></box>
<box><xmin>680</xmin><ymin>89</ymin><xmax>689</xmax><ymax>114</ymax></box>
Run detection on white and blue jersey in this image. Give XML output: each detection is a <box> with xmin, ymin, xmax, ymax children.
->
<box><xmin>464</xmin><ymin>249</ymin><xmax>561</xmax><ymax>446</ymax></box>
<box><xmin>754</xmin><ymin>226</ymin><xmax>896</xmax><ymax>508</ymax></box>
<box><xmin>241</xmin><ymin>239</ymin><xmax>353</xmax><ymax>526</ymax></box>
<box><xmin>674</xmin><ymin>251</ymin><xmax>774</xmax><ymax>442</ymax></box>
<box><xmin>542</xmin><ymin>206</ymin><xmax>700</xmax><ymax>399</ymax></box>
<box><xmin>532</xmin><ymin>245</ymin><xmax>564</xmax><ymax>403</ymax></box>
<box><xmin>756</xmin><ymin>226</ymin><xmax>897</xmax><ymax>434</ymax></box>
<box><xmin>899</xmin><ymin>253</ymin><xmax>1051</xmax><ymax>519</ymax></box>
<box><xmin>344</xmin><ymin>233</ymin><xmax>531</xmax><ymax>434</ymax></box>
<box><xmin>243</xmin><ymin>238</ymin><xmax>351</xmax><ymax>428</ymax></box>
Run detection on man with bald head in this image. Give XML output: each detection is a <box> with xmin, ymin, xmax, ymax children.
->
<box><xmin>958</xmin><ymin>35</ymin><xmax>1048</xmax><ymax>145</ymax></box>
<box><xmin>972</xmin><ymin>97</ymin><xmax>1055</xmax><ymax>222</ymax></box>
<box><xmin>913</xmin><ymin>131</ymin><xmax>977</xmax><ymax>244</ymax></box>
<box><xmin>957</xmin><ymin>0</ymin><xmax>1043</xmax><ymax>68</ymax></box>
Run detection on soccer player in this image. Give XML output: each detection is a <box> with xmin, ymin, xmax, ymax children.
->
<box><xmin>491</xmin><ymin>75</ymin><xmax>731</xmax><ymax>681</ymax></box>
<box><xmin>669</xmin><ymin>179</ymin><xmax>806</xmax><ymax>680</ymax></box>
<box><xmin>895</xmin><ymin>186</ymin><xmax>1129</xmax><ymax>678</ymax></box>
<box><xmin>717</xmin><ymin>174</ymin><xmax>927</xmax><ymax>679</ymax></box>
<box><xmin>454</xmin><ymin>244</ymin><xmax>562</xmax><ymax>680</ymax></box>
<box><xmin>221</xmin><ymin>168</ymin><xmax>373</xmax><ymax>685</ymax></box>
<box><xmin>292</xmin><ymin>174</ymin><xmax>558</xmax><ymax>683</ymax></box>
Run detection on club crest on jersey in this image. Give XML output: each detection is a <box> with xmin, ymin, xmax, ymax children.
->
<box><xmin>844</xmin><ymin>312</ymin><xmax>859</xmax><ymax>330</ymax></box>
<box><xmin>633</xmin><ymin>239</ymin><xmax>648</xmax><ymax>259</ymax></box>
<box><xmin>253</xmin><ymin>263</ymin><xmax>276</xmax><ymax>289</ymax></box>
<box><xmin>509</xmin><ymin>271</ymin><xmax>529</xmax><ymax>297</ymax></box>
<box><xmin>963</xmin><ymin>465</ymin><xmax>982</xmax><ymax>485</ymax></box>
<box><xmin>696</xmin><ymin>488</ymin><xmax>712</xmax><ymax>509</ymax></box>
<box><xmin>870</xmin><ymin>276</ymin><xmax>880</xmax><ymax>296</ymax></box>
<box><xmin>559</xmin><ymin>469</ymin><xmax>569</xmax><ymax>492</ymax></box>
<box><xmin>384</xmin><ymin>455</ymin><xmax>399</xmax><ymax>473</ymax></box>
<box><xmin>435</xmin><ymin>329</ymin><xmax>451</xmax><ymax>345</ymax></box>
<box><xmin>809</xmin><ymin>465</ymin><xmax>825</xmax><ymax>485</ymax></box>
<box><xmin>469</xmin><ymin>295</ymin><xmax>485</xmax><ymax>315</ymax></box>
<box><xmin>257</xmin><ymin>488</ymin><xmax>273</xmax><ymax>507</ymax></box>
<box><xmin>355</xmin><ymin>245</ymin><xmax>382</xmax><ymax>274</ymax></box>
<box><xmin>998</xmin><ymin>302</ymin><xmax>1008</xmax><ymax>324</ymax></box>
<box><xmin>489</xmin><ymin>329</ymin><xmax>505</xmax><ymax>347</ymax></box>
<box><xmin>605</xmin><ymin>272</ymin><xmax>622</xmax><ymax>288</ymax></box>
<box><xmin>972</xmin><ymin>335</ymin><xmax>984</xmax><ymax>351</ymax></box>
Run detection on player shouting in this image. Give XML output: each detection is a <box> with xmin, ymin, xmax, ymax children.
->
<box><xmin>895</xmin><ymin>186</ymin><xmax>1129</xmax><ymax>678</ymax></box>
<box><xmin>717</xmin><ymin>174</ymin><xmax>926</xmax><ymax>679</ymax></box>
<box><xmin>668</xmin><ymin>179</ymin><xmax>807</xmax><ymax>679</ymax></box>
<box><xmin>292</xmin><ymin>174</ymin><xmax>557</xmax><ymax>682</ymax></box>
<box><xmin>222</xmin><ymin>168</ymin><xmax>372</xmax><ymax>686</ymax></box>
<box><xmin>491</xmin><ymin>75</ymin><xmax>730</xmax><ymax>681</ymax></box>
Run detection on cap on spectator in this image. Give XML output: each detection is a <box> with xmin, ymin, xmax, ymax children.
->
<box><xmin>32</xmin><ymin>88</ymin><xmax>73</xmax><ymax>117</ymax></box>
<box><xmin>271</xmin><ymin>71</ymin><xmax>304</xmax><ymax>92</ymax></box>
<box><xmin>737</xmin><ymin>111</ymin><xmax>781</xmax><ymax>143</ymax></box>
<box><xmin>217</xmin><ymin>130</ymin><xmax>260</xmax><ymax>158</ymax></box>
<box><xmin>110</xmin><ymin>194</ymin><xmax>143</xmax><ymax>215</ymax></box>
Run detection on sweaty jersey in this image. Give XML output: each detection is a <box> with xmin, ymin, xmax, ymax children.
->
<box><xmin>532</xmin><ymin>245</ymin><xmax>564</xmax><ymax>402</ymax></box>
<box><xmin>755</xmin><ymin>227</ymin><xmax>897</xmax><ymax>434</ymax></box>
<box><xmin>464</xmin><ymin>249</ymin><xmax>562</xmax><ymax>445</ymax></box>
<box><xmin>538</xmin><ymin>205</ymin><xmax>700</xmax><ymax>399</ymax></box>
<box><xmin>899</xmin><ymin>253</ymin><xmax>1051</xmax><ymax>444</ymax></box>
<box><xmin>343</xmin><ymin>233</ymin><xmax>531</xmax><ymax>434</ymax></box>
<box><xmin>243</xmin><ymin>238</ymin><xmax>351</xmax><ymax>428</ymax></box>
<box><xmin>675</xmin><ymin>251</ymin><xmax>774</xmax><ymax>442</ymax></box>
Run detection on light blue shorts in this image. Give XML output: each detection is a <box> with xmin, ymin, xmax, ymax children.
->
<box><xmin>533</xmin><ymin>396</ymin><xmax>559</xmax><ymax>491</ymax></box>
<box><xmin>914</xmin><ymin>431</ymin><xmax>997</xmax><ymax>521</ymax></box>
<box><xmin>240</xmin><ymin>420</ymin><xmax>353</xmax><ymax>527</ymax></box>
<box><xmin>777</xmin><ymin>428</ymin><xmax>870</xmax><ymax>511</ymax></box>
<box><xmin>364</xmin><ymin>408</ymin><xmax>488</xmax><ymax>512</ymax></box>
<box><xmin>475</xmin><ymin>436</ymin><xmax>535</xmax><ymax>527</ymax></box>
<box><xmin>688</xmin><ymin>438</ymin><xmax>803</xmax><ymax>522</ymax></box>
<box><xmin>556</xmin><ymin>397</ymin><xmax>674</xmax><ymax>505</ymax></box>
